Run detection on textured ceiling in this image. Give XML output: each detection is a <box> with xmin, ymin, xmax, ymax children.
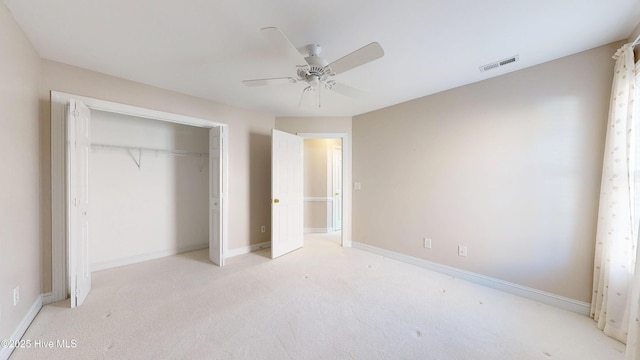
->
<box><xmin>5</xmin><ymin>0</ymin><xmax>640</xmax><ymax>116</ymax></box>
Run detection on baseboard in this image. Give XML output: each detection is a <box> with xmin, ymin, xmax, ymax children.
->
<box><xmin>0</xmin><ymin>295</ymin><xmax>43</xmax><ymax>360</ymax></box>
<box><xmin>304</xmin><ymin>228</ymin><xmax>332</xmax><ymax>233</ymax></box>
<box><xmin>41</xmin><ymin>292</ymin><xmax>54</xmax><ymax>305</ymax></box>
<box><xmin>92</xmin><ymin>241</ymin><xmax>273</xmax><ymax>270</ymax></box>
<box><xmin>226</xmin><ymin>241</ymin><xmax>271</xmax><ymax>258</ymax></box>
<box><xmin>91</xmin><ymin>243</ymin><xmax>209</xmax><ymax>272</ymax></box>
<box><xmin>352</xmin><ymin>241</ymin><xmax>591</xmax><ymax>315</ymax></box>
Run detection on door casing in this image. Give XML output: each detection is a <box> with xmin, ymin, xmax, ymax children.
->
<box><xmin>332</xmin><ymin>144</ymin><xmax>343</xmax><ymax>231</ymax></box>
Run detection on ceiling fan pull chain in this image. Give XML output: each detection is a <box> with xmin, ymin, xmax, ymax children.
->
<box><xmin>298</xmin><ymin>87</ymin><xmax>309</xmax><ymax>108</ymax></box>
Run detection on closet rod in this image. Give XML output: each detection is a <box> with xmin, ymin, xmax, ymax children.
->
<box><xmin>91</xmin><ymin>143</ymin><xmax>209</xmax><ymax>157</ymax></box>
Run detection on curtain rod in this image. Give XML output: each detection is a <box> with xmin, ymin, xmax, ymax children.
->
<box><xmin>632</xmin><ymin>33</ymin><xmax>640</xmax><ymax>47</ymax></box>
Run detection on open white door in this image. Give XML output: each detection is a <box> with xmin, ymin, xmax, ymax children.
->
<box><xmin>67</xmin><ymin>99</ymin><xmax>91</xmax><ymax>308</ymax></box>
<box><xmin>271</xmin><ymin>129</ymin><xmax>304</xmax><ymax>258</ymax></box>
<box><xmin>209</xmin><ymin>126</ymin><xmax>224</xmax><ymax>265</ymax></box>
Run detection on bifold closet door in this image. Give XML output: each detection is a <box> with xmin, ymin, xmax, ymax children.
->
<box><xmin>209</xmin><ymin>126</ymin><xmax>223</xmax><ymax>266</ymax></box>
<box><xmin>67</xmin><ymin>99</ymin><xmax>92</xmax><ymax>308</ymax></box>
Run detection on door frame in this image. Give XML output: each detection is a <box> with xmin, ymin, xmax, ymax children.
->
<box><xmin>50</xmin><ymin>91</ymin><xmax>229</xmax><ymax>304</ymax></box>
<box><xmin>331</xmin><ymin>144</ymin><xmax>342</xmax><ymax>231</ymax></box>
<box><xmin>297</xmin><ymin>133</ymin><xmax>351</xmax><ymax>247</ymax></box>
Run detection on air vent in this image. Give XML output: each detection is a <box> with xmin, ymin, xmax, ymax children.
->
<box><xmin>479</xmin><ymin>55</ymin><xmax>519</xmax><ymax>72</ymax></box>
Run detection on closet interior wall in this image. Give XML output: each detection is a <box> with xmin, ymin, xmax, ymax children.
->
<box><xmin>90</xmin><ymin>110</ymin><xmax>210</xmax><ymax>271</ymax></box>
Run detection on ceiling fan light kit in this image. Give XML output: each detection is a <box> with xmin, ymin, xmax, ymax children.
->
<box><xmin>242</xmin><ymin>27</ymin><xmax>384</xmax><ymax>108</ymax></box>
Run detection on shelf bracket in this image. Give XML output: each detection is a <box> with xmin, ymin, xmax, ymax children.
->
<box><xmin>126</xmin><ymin>148</ymin><xmax>142</xmax><ymax>169</ymax></box>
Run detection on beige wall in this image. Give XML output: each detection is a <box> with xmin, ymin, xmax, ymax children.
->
<box><xmin>0</xmin><ymin>3</ymin><xmax>42</xmax><ymax>345</ymax></box>
<box><xmin>38</xmin><ymin>61</ymin><xmax>274</xmax><ymax>293</ymax></box>
<box><xmin>305</xmin><ymin>139</ymin><xmax>331</xmax><ymax>197</ymax></box>
<box><xmin>276</xmin><ymin>116</ymin><xmax>352</xmax><ymax>134</ymax></box>
<box><xmin>353</xmin><ymin>42</ymin><xmax>621</xmax><ymax>302</ymax></box>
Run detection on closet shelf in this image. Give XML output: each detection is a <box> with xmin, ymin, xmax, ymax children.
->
<box><xmin>91</xmin><ymin>143</ymin><xmax>209</xmax><ymax>169</ymax></box>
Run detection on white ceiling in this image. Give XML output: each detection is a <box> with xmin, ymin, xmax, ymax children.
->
<box><xmin>5</xmin><ymin>0</ymin><xmax>640</xmax><ymax>117</ymax></box>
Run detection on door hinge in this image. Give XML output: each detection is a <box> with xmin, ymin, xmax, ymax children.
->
<box><xmin>74</xmin><ymin>288</ymin><xmax>79</xmax><ymax>298</ymax></box>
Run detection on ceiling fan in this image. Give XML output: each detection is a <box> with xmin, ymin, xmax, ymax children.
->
<box><xmin>242</xmin><ymin>27</ymin><xmax>384</xmax><ymax>108</ymax></box>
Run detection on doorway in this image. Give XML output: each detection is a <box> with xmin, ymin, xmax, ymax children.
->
<box><xmin>270</xmin><ymin>131</ymin><xmax>351</xmax><ymax>259</ymax></box>
<box><xmin>303</xmin><ymin>138</ymin><xmax>343</xmax><ymax>234</ymax></box>
<box><xmin>298</xmin><ymin>133</ymin><xmax>351</xmax><ymax>248</ymax></box>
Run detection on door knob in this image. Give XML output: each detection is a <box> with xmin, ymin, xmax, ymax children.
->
<box><xmin>274</xmin><ymin>199</ymin><xmax>280</xmax><ymax>203</ymax></box>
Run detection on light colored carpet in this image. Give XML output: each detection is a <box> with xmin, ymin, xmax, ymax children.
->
<box><xmin>11</xmin><ymin>233</ymin><xmax>624</xmax><ymax>359</ymax></box>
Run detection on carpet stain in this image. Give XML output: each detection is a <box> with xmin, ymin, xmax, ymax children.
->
<box><xmin>544</xmin><ymin>352</ymin><xmax>551</xmax><ymax>357</ymax></box>
<box><xmin>478</xmin><ymin>301</ymin><xmax>483</xmax><ymax>305</ymax></box>
<box><xmin>104</xmin><ymin>312</ymin><xmax>112</xmax><ymax>318</ymax></box>
<box><xmin>415</xmin><ymin>330</ymin><xmax>422</xmax><ymax>337</ymax></box>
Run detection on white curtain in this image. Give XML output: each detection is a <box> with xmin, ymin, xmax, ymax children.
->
<box><xmin>626</xmin><ymin>53</ymin><xmax>640</xmax><ymax>360</ymax></box>
<box><xmin>591</xmin><ymin>42</ymin><xmax>638</xmax><ymax>358</ymax></box>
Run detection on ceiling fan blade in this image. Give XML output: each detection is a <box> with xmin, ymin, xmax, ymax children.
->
<box><xmin>327</xmin><ymin>42</ymin><xmax>384</xmax><ymax>75</ymax></box>
<box><xmin>327</xmin><ymin>82</ymin><xmax>366</xmax><ymax>98</ymax></box>
<box><xmin>261</xmin><ymin>27</ymin><xmax>307</xmax><ymax>66</ymax></box>
<box><xmin>242</xmin><ymin>77</ymin><xmax>297</xmax><ymax>87</ymax></box>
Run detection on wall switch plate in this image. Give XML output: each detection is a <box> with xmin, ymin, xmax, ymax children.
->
<box><xmin>261</xmin><ymin>225</ymin><xmax>266</xmax><ymax>233</ymax></box>
<box><xmin>354</xmin><ymin>182</ymin><xmax>362</xmax><ymax>190</ymax></box>
<box><xmin>458</xmin><ymin>245</ymin><xmax>468</xmax><ymax>257</ymax></box>
<box><xmin>423</xmin><ymin>238</ymin><xmax>432</xmax><ymax>249</ymax></box>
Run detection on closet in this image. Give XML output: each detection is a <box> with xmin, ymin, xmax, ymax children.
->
<box><xmin>89</xmin><ymin>110</ymin><xmax>210</xmax><ymax>271</ymax></box>
<box><xmin>50</xmin><ymin>91</ymin><xmax>227</xmax><ymax>307</ymax></box>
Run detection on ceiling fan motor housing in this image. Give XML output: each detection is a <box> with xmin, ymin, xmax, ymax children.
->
<box><xmin>242</xmin><ymin>27</ymin><xmax>384</xmax><ymax>106</ymax></box>
<box><xmin>299</xmin><ymin>44</ymin><xmax>332</xmax><ymax>87</ymax></box>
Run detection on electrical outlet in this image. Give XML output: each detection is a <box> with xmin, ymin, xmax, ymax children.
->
<box><xmin>458</xmin><ymin>245</ymin><xmax>468</xmax><ymax>257</ymax></box>
<box><xmin>13</xmin><ymin>286</ymin><xmax>19</xmax><ymax>306</ymax></box>
<box><xmin>423</xmin><ymin>238</ymin><xmax>432</xmax><ymax>249</ymax></box>
<box><xmin>261</xmin><ymin>225</ymin><xmax>266</xmax><ymax>233</ymax></box>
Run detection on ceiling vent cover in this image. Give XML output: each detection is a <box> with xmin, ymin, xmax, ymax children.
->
<box><xmin>479</xmin><ymin>55</ymin><xmax>519</xmax><ymax>72</ymax></box>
